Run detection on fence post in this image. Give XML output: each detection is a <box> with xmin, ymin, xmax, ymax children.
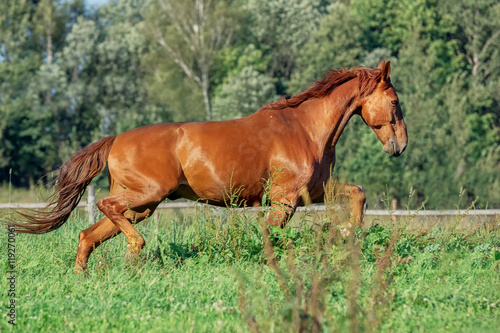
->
<box><xmin>87</xmin><ymin>185</ymin><xmax>96</xmax><ymax>225</ymax></box>
<box><xmin>391</xmin><ymin>199</ymin><xmax>398</xmax><ymax>225</ymax></box>
<box><xmin>154</xmin><ymin>210</ymin><xmax>160</xmax><ymax>234</ymax></box>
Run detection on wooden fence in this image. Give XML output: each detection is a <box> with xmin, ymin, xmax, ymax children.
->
<box><xmin>1</xmin><ymin>186</ymin><xmax>499</xmax><ymax>225</ymax></box>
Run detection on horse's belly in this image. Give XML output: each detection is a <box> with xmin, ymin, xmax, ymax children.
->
<box><xmin>167</xmin><ymin>184</ymin><xmax>201</xmax><ymax>202</ymax></box>
<box><xmin>168</xmin><ymin>182</ymin><xmax>263</xmax><ymax>207</ymax></box>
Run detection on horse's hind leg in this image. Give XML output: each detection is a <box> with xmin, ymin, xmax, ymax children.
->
<box><xmin>96</xmin><ymin>190</ymin><xmax>162</xmax><ymax>260</ymax></box>
<box><xmin>74</xmin><ymin>203</ymin><xmax>158</xmax><ymax>272</ymax></box>
<box><xmin>75</xmin><ymin>217</ymin><xmax>119</xmax><ymax>272</ymax></box>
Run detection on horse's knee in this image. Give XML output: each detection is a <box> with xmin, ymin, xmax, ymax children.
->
<box><xmin>98</xmin><ymin>197</ymin><xmax>130</xmax><ymax>217</ymax></box>
<box><xmin>353</xmin><ymin>186</ymin><xmax>366</xmax><ymax>204</ymax></box>
<box><xmin>96</xmin><ymin>198</ymin><xmax>112</xmax><ymax>218</ymax></box>
<box><xmin>266</xmin><ymin>213</ymin><xmax>286</xmax><ymax>227</ymax></box>
<box><xmin>346</xmin><ymin>185</ymin><xmax>365</xmax><ymax>203</ymax></box>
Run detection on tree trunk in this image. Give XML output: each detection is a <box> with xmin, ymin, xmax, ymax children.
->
<box><xmin>202</xmin><ymin>73</ymin><xmax>211</xmax><ymax>121</ymax></box>
<box><xmin>45</xmin><ymin>30</ymin><xmax>53</xmax><ymax>105</ymax></box>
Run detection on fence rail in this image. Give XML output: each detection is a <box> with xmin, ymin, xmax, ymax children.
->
<box><xmin>1</xmin><ymin>201</ymin><xmax>499</xmax><ymax>224</ymax></box>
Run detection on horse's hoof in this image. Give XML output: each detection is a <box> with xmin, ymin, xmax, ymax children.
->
<box><xmin>74</xmin><ymin>264</ymin><xmax>88</xmax><ymax>276</ymax></box>
<box><xmin>124</xmin><ymin>251</ymin><xmax>142</xmax><ymax>269</ymax></box>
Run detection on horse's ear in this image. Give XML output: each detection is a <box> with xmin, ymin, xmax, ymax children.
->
<box><xmin>378</xmin><ymin>60</ymin><xmax>391</xmax><ymax>81</ymax></box>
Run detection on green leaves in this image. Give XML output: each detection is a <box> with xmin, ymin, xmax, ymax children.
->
<box><xmin>143</xmin><ymin>0</ymin><xmax>241</xmax><ymax>120</ymax></box>
<box><xmin>246</xmin><ymin>0</ymin><xmax>323</xmax><ymax>85</ymax></box>
<box><xmin>290</xmin><ymin>2</ymin><xmax>364</xmax><ymax>93</ymax></box>
<box><xmin>212</xmin><ymin>66</ymin><xmax>278</xmax><ymax>120</ymax></box>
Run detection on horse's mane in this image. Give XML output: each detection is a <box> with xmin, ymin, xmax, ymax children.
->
<box><xmin>262</xmin><ymin>66</ymin><xmax>387</xmax><ymax>111</ymax></box>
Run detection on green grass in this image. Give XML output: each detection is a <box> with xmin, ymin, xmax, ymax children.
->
<box><xmin>1</xmin><ymin>207</ymin><xmax>499</xmax><ymax>332</ymax></box>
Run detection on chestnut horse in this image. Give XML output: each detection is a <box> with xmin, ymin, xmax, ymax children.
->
<box><xmin>13</xmin><ymin>61</ymin><xmax>407</xmax><ymax>271</ymax></box>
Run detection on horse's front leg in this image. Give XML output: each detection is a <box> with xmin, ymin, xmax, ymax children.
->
<box><xmin>342</xmin><ymin>184</ymin><xmax>366</xmax><ymax>226</ymax></box>
<box><xmin>324</xmin><ymin>180</ymin><xmax>366</xmax><ymax>226</ymax></box>
<box><xmin>265</xmin><ymin>191</ymin><xmax>299</xmax><ymax>228</ymax></box>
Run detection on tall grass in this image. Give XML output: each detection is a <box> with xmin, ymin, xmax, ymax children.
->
<box><xmin>1</xmin><ymin>184</ymin><xmax>499</xmax><ymax>332</ymax></box>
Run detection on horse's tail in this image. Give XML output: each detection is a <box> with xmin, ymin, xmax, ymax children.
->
<box><xmin>12</xmin><ymin>136</ymin><xmax>117</xmax><ymax>234</ymax></box>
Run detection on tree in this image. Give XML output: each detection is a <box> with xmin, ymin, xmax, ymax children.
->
<box><xmin>30</xmin><ymin>0</ymin><xmax>168</xmax><ymax>163</ymax></box>
<box><xmin>32</xmin><ymin>16</ymin><xmax>101</xmax><ymax>162</ymax></box>
<box><xmin>437</xmin><ymin>0</ymin><xmax>500</xmax><ymax>207</ymax></box>
<box><xmin>440</xmin><ymin>0</ymin><xmax>500</xmax><ymax>81</ymax></box>
<box><xmin>212</xmin><ymin>66</ymin><xmax>278</xmax><ymax>120</ymax></box>
<box><xmin>245</xmin><ymin>0</ymin><xmax>324</xmax><ymax>93</ymax></box>
<box><xmin>93</xmin><ymin>0</ymin><xmax>170</xmax><ymax>135</ymax></box>
<box><xmin>0</xmin><ymin>0</ymin><xmax>54</xmax><ymax>186</ymax></box>
<box><xmin>33</xmin><ymin>0</ymin><xmax>68</xmax><ymax>66</ymax></box>
<box><xmin>289</xmin><ymin>2</ymin><xmax>364</xmax><ymax>93</ymax></box>
<box><xmin>0</xmin><ymin>0</ymin><xmax>93</xmax><ymax>186</ymax></box>
<box><xmin>392</xmin><ymin>26</ymin><xmax>499</xmax><ymax>208</ymax></box>
<box><xmin>144</xmin><ymin>0</ymin><xmax>239</xmax><ymax>120</ymax></box>
<box><xmin>352</xmin><ymin>0</ymin><xmax>462</xmax><ymax>84</ymax></box>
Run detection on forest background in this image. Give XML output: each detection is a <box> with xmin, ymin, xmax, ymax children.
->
<box><xmin>0</xmin><ymin>0</ymin><xmax>498</xmax><ymax>209</ymax></box>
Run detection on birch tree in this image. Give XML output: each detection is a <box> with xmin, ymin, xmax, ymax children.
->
<box><xmin>145</xmin><ymin>0</ymin><xmax>238</xmax><ymax>120</ymax></box>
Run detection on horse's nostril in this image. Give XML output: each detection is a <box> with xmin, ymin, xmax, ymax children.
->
<box><xmin>386</xmin><ymin>136</ymin><xmax>402</xmax><ymax>156</ymax></box>
<box><xmin>400</xmin><ymin>143</ymin><xmax>407</xmax><ymax>154</ymax></box>
<box><xmin>388</xmin><ymin>137</ymin><xmax>395</xmax><ymax>153</ymax></box>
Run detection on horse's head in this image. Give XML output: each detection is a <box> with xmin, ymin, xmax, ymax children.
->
<box><xmin>359</xmin><ymin>61</ymin><xmax>407</xmax><ymax>156</ymax></box>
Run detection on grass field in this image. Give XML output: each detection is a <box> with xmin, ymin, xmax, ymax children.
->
<box><xmin>1</xmin><ymin>205</ymin><xmax>499</xmax><ymax>332</ymax></box>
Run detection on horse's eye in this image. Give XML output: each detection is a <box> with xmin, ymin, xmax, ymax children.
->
<box><xmin>391</xmin><ymin>100</ymin><xmax>398</xmax><ymax>107</ymax></box>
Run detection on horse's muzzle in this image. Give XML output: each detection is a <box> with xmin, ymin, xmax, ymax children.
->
<box><xmin>384</xmin><ymin>136</ymin><xmax>407</xmax><ymax>157</ymax></box>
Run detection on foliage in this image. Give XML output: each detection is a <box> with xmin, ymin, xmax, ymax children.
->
<box><xmin>212</xmin><ymin>66</ymin><xmax>278</xmax><ymax>120</ymax></box>
<box><xmin>289</xmin><ymin>2</ymin><xmax>364</xmax><ymax>93</ymax></box>
<box><xmin>143</xmin><ymin>0</ymin><xmax>241</xmax><ymax>120</ymax></box>
<box><xmin>244</xmin><ymin>0</ymin><xmax>324</xmax><ymax>92</ymax></box>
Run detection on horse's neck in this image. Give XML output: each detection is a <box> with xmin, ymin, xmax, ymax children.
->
<box><xmin>291</xmin><ymin>80</ymin><xmax>362</xmax><ymax>153</ymax></box>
